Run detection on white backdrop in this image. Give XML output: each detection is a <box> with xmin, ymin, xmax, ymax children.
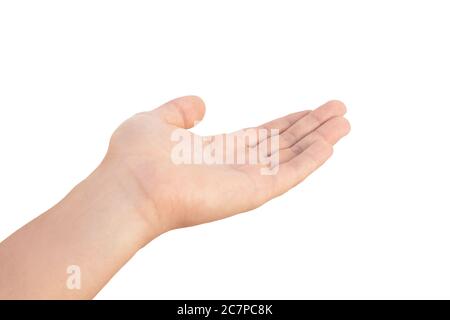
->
<box><xmin>1</xmin><ymin>1</ymin><xmax>449</xmax><ymax>299</ymax></box>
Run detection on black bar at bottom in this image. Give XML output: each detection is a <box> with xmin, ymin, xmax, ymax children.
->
<box><xmin>0</xmin><ymin>299</ymin><xmax>445</xmax><ymax>318</ymax></box>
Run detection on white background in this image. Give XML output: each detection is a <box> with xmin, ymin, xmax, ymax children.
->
<box><xmin>1</xmin><ymin>1</ymin><xmax>449</xmax><ymax>299</ymax></box>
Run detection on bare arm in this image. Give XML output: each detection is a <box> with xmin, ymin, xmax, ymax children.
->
<box><xmin>0</xmin><ymin>96</ymin><xmax>350</xmax><ymax>299</ymax></box>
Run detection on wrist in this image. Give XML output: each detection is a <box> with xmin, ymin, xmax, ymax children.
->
<box><xmin>82</xmin><ymin>159</ymin><xmax>163</xmax><ymax>249</ymax></box>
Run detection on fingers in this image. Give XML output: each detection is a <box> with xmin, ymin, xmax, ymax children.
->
<box><xmin>264</xmin><ymin>100</ymin><xmax>346</xmax><ymax>152</ymax></box>
<box><xmin>153</xmin><ymin>96</ymin><xmax>206</xmax><ymax>128</ymax></box>
<box><xmin>271</xmin><ymin>139</ymin><xmax>333</xmax><ymax>197</ymax></box>
<box><xmin>257</xmin><ymin>110</ymin><xmax>311</xmax><ymax>133</ymax></box>
<box><xmin>277</xmin><ymin>116</ymin><xmax>350</xmax><ymax>164</ymax></box>
<box><xmin>203</xmin><ymin>110</ymin><xmax>311</xmax><ymax>155</ymax></box>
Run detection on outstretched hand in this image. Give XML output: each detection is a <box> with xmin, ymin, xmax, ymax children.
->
<box><xmin>0</xmin><ymin>95</ymin><xmax>350</xmax><ymax>299</ymax></box>
<box><xmin>105</xmin><ymin>96</ymin><xmax>350</xmax><ymax>234</ymax></box>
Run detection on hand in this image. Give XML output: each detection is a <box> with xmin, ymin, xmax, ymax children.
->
<box><xmin>0</xmin><ymin>95</ymin><xmax>350</xmax><ymax>299</ymax></box>
<box><xmin>104</xmin><ymin>96</ymin><xmax>350</xmax><ymax>236</ymax></box>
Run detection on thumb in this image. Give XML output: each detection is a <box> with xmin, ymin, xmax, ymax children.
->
<box><xmin>153</xmin><ymin>96</ymin><xmax>206</xmax><ymax>129</ymax></box>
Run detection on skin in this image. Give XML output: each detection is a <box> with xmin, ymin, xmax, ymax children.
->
<box><xmin>0</xmin><ymin>96</ymin><xmax>350</xmax><ymax>299</ymax></box>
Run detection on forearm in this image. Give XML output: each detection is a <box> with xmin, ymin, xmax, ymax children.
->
<box><xmin>0</xmin><ymin>161</ymin><xmax>156</xmax><ymax>299</ymax></box>
<box><xmin>0</xmin><ymin>96</ymin><xmax>349</xmax><ymax>299</ymax></box>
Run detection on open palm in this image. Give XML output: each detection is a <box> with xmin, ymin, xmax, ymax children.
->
<box><xmin>106</xmin><ymin>96</ymin><xmax>350</xmax><ymax>232</ymax></box>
